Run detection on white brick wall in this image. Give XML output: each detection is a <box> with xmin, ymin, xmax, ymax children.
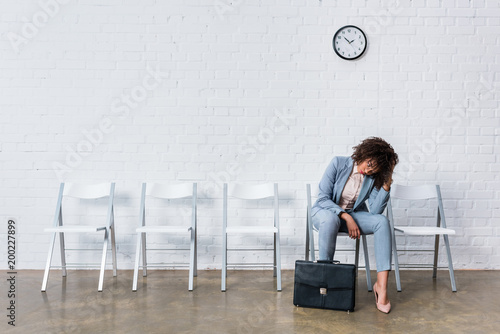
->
<box><xmin>0</xmin><ymin>0</ymin><xmax>499</xmax><ymax>270</ymax></box>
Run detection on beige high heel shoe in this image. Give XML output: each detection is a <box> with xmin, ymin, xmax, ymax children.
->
<box><xmin>373</xmin><ymin>283</ymin><xmax>391</xmax><ymax>314</ymax></box>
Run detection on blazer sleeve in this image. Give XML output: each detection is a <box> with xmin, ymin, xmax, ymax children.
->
<box><xmin>315</xmin><ymin>156</ymin><xmax>346</xmax><ymax>217</ymax></box>
<box><xmin>367</xmin><ymin>185</ymin><xmax>390</xmax><ymax>214</ymax></box>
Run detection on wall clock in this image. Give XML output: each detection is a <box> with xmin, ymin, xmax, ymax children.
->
<box><xmin>332</xmin><ymin>25</ymin><xmax>367</xmax><ymax>60</ymax></box>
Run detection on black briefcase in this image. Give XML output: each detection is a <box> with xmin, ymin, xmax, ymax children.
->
<box><xmin>293</xmin><ymin>260</ymin><xmax>356</xmax><ymax>312</ymax></box>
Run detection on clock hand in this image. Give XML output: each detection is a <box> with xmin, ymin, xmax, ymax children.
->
<box><xmin>344</xmin><ymin>37</ymin><xmax>350</xmax><ymax>43</ymax></box>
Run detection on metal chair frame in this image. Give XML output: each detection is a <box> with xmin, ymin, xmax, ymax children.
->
<box><xmin>132</xmin><ymin>182</ymin><xmax>197</xmax><ymax>291</ymax></box>
<box><xmin>387</xmin><ymin>184</ymin><xmax>457</xmax><ymax>292</ymax></box>
<box><xmin>41</xmin><ymin>182</ymin><xmax>117</xmax><ymax>292</ymax></box>
<box><xmin>222</xmin><ymin>183</ymin><xmax>281</xmax><ymax>292</ymax></box>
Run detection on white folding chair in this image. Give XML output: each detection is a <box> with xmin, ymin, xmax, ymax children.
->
<box><xmin>222</xmin><ymin>183</ymin><xmax>281</xmax><ymax>292</ymax></box>
<box><xmin>305</xmin><ymin>184</ymin><xmax>373</xmax><ymax>291</ymax></box>
<box><xmin>41</xmin><ymin>182</ymin><xmax>117</xmax><ymax>292</ymax></box>
<box><xmin>387</xmin><ymin>184</ymin><xmax>457</xmax><ymax>292</ymax></box>
<box><xmin>133</xmin><ymin>183</ymin><xmax>197</xmax><ymax>291</ymax></box>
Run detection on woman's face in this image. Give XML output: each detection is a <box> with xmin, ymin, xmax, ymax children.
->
<box><xmin>357</xmin><ymin>159</ymin><xmax>380</xmax><ymax>176</ymax></box>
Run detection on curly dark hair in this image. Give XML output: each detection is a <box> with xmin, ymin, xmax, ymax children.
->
<box><xmin>351</xmin><ymin>137</ymin><xmax>399</xmax><ymax>189</ymax></box>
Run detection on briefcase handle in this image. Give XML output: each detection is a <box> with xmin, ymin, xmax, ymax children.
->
<box><xmin>314</xmin><ymin>260</ymin><xmax>341</xmax><ymax>264</ymax></box>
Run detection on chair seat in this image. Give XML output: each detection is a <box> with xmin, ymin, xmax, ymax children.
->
<box><xmin>225</xmin><ymin>226</ymin><xmax>278</xmax><ymax>234</ymax></box>
<box><xmin>45</xmin><ymin>226</ymin><xmax>106</xmax><ymax>233</ymax></box>
<box><xmin>136</xmin><ymin>226</ymin><xmax>192</xmax><ymax>233</ymax></box>
<box><xmin>394</xmin><ymin>226</ymin><xmax>456</xmax><ymax>235</ymax></box>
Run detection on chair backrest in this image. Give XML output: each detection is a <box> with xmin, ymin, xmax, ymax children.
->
<box><xmin>306</xmin><ymin>184</ymin><xmax>323</xmax><ymax>235</ymax></box>
<box><xmin>390</xmin><ymin>184</ymin><xmax>437</xmax><ymax>200</ymax></box>
<box><xmin>306</xmin><ymin>183</ymin><xmax>316</xmax><ymax>223</ymax></box>
<box><xmin>139</xmin><ymin>182</ymin><xmax>197</xmax><ymax>228</ymax></box>
<box><xmin>306</xmin><ymin>183</ymin><xmax>319</xmax><ymax>207</ymax></box>
<box><xmin>309</xmin><ymin>184</ymin><xmax>319</xmax><ymax>198</ymax></box>
<box><xmin>63</xmin><ymin>182</ymin><xmax>114</xmax><ymax>199</ymax></box>
<box><xmin>146</xmin><ymin>182</ymin><xmax>195</xmax><ymax>199</ymax></box>
<box><xmin>388</xmin><ymin>184</ymin><xmax>448</xmax><ymax>228</ymax></box>
<box><xmin>223</xmin><ymin>183</ymin><xmax>279</xmax><ymax>228</ymax></box>
<box><xmin>53</xmin><ymin>183</ymin><xmax>115</xmax><ymax>228</ymax></box>
<box><xmin>227</xmin><ymin>183</ymin><xmax>275</xmax><ymax>200</ymax></box>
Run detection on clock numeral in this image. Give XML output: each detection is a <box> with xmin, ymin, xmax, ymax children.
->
<box><xmin>338</xmin><ymin>36</ymin><xmax>341</xmax><ymax>39</ymax></box>
<box><xmin>348</xmin><ymin>29</ymin><xmax>351</xmax><ymax>33</ymax></box>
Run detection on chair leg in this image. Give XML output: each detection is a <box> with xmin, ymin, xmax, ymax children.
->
<box><xmin>132</xmin><ymin>233</ymin><xmax>142</xmax><ymax>291</ymax></box>
<box><xmin>111</xmin><ymin>225</ymin><xmax>117</xmax><ymax>277</ymax></box>
<box><xmin>443</xmin><ymin>234</ymin><xmax>457</xmax><ymax>292</ymax></box>
<box><xmin>433</xmin><ymin>234</ymin><xmax>440</xmax><ymax>279</ymax></box>
<box><xmin>276</xmin><ymin>232</ymin><xmax>282</xmax><ymax>292</ymax></box>
<box><xmin>221</xmin><ymin>233</ymin><xmax>227</xmax><ymax>292</ymax></box>
<box><xmin>361</xmin><ymin>235</ymin><xmax>372</xmax><ymax>292</ymax></box>
<box><xmin>98</xmin><ymin>229</ymin><xmax>109</xmax><ymax>292</ymax></box>
<box><xmin>392</xmin><ymin>233</ymin><xmax>402</xmax><ymax>292</ymax></box>
<box><xmin>188</xmin><ymin>228</ymin><xmax>196</xmax><ymax>291</ymax></box>
<box><xmin>59</xmin><ymin>232</ymin><xmax>67</xmax><ymax>277</ymax></box>
<box><xmin>310</xmin><ymin>227</ymin><xmax>316</xmax><ymax>262</ymax></box>
<box><xmin>305</xmin><ymin>218</ymin><xmax>310</xmax><ymax>261</ymax></box>
<box><xmin>273</xmin><ymin>234</ymin><xmax>277</xmax><ymax>277</ymax></box>
<box><xmin>41</xmin><ymin>232</ymin><xmax>57</xmax><ymax>292</ymax></box>
<box><xmin>354</xmin><ymin>238</ymin><xmax>360</xmax><ymax>277</ymax></box>
<box><xmin>141</xmin><ymin>233</ymin><xmax>147</xmax><ymax>277</ymax></box>
<box><xmin>194</xmin><ymin>229</ymin><xmax>198</xmax><ymax>277</ymax></box>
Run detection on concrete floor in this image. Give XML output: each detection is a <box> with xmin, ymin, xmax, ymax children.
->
<box><xmin>2</xmin><ymin>269</ymin><xmax>500</xmax><ymax>333</ymax></box>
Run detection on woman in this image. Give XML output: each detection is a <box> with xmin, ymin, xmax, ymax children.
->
<box><xmin>311</xmin><ymin>137</ymin><xmax>398</xmax><ymax>313</ymax></box>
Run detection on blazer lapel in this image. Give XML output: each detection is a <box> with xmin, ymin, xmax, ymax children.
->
<box><xmin>353</xmin><ymin>176</ymin><xmax>374</xmax><ymax>210</ymax></box>
<box><xmin>334</xmin><ymin>158</ymin><xmax>354</xmax><ymax>203</ymax></box>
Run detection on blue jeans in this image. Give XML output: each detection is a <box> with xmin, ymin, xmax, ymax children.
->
<box><xmin>312</xmin><ymin>210</ymin><xmax>392</xmax><ymax>272</ymax></box>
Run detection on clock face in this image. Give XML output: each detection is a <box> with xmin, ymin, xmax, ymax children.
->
<box><xmin>333</xmin><ymin>25</ymin><xmax>367</xmax><ymax>60</ymax></box>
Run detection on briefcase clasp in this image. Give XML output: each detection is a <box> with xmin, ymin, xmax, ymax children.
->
<box><xmin>320</xmin><ymin>288</ymin><xmax>327</xmax><ymax>295</ymax></box>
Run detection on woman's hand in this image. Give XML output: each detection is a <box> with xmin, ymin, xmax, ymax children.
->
<box><xmin>383</xmin><ymin>162</ymin><xmax>396</xmax><ymax>192</ymax></box>
<box><xmin>340</xmin><ymin>212</ymin><xmax>360</xmax><ymax>239</ymax></box>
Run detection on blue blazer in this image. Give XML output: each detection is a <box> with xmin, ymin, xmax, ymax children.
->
<box><xmin>311</xmin><ymin>156</ymin><xmax>390</xmax><ymax>217</ymax></box>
